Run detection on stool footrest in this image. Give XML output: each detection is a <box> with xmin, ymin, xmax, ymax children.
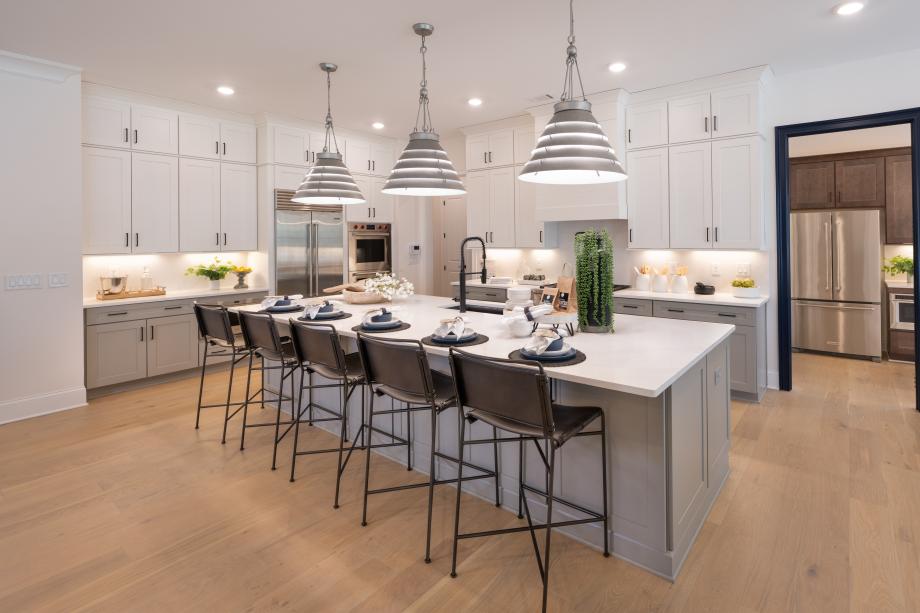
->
<box><xmin>457</xmin><ymin>516</ymin><xmax>602</xmax><ymax>541</ymax></box>
<box><xmin>520</xmin><ymin>483</ymin><xmax>605</xmax><ymax>520</ymax></box>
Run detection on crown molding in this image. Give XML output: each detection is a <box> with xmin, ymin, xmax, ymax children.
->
<box><xmin>0</xmin><ymin>50</ymin><xmax>81</xmax><ymax>83</ymax></box>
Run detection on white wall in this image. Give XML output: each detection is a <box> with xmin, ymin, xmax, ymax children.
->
<box><xmin>764</xmin><ymin>46</ymin><xmax>920</xmax><ymax>387</ymax></box>
<box><xmin>790</xmin><ymin>124</ymin><xmax>911</xmax><ymax>157</ymax></box>
<box><xmin>0</xmin><ymin>52</ymin><xmax>85</xmax><ymax>423</ymax></box>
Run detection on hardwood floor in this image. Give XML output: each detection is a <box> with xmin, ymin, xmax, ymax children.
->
<box><xmin>1</xmin><ymin>353</ymin><xmax>918</xmax><ymax>612</ymax></box>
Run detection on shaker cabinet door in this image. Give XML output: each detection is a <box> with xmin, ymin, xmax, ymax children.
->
<box><xmin>885</xmin><ymin>154</ymin><xmax>913</xmax><ymax>245</ymax></box>
<box><xmin>626</xmin><ymin>101</ymin><xmax>668</xmax><ymax>149</ymax></box>
<box><xmin>86</xmin><ymin>321</ymin><xmax>147</xmax><ymax>389</ymax></box>
<box><xmin>668</xmin><ymin>93</ymin><xmax>711</xmax><ymax>144</ymax></box>
<box><xmin>835</xmin><ymin>157</ymin><xmax>885</xmax><ymax>209</ymax></box>
<box><xmin>83</xmin><ymin>96</ymin><xmax>131</xmax><ymax>148</ymax></box>
<box><xmin>179</xmin><ymin>113</ymin><xmax>221</xmax><ymax>159</ymax></box>
<box><xmin>83</xmin><ymin>147</ymin><xmax>132</xmax><ymax>255</ymax></box>
<box><xmin>669</xmin><ymin>142</ymin><xmax>712</xmax><ymax>249</ymax></box>
<box><xmin>131</xmin><ymin>152</ymin><xmax>179</xmax><ymax>253</ymax></box>
<box><xmin>146</xmin><ymin>314</ymin><xmax>200</xmax><ymax>377</ymax></box>
<box><xmin>220</xmin><ymin>121</ymin><xmax>257</xmax><ymax>164</ymax></box>
<box><xmin>626</xmin><ymin>147</ymin><xmax>670</xmax><ymax>248</ymax></box>
<box><xmin>790</xmin><ymin>161</ymin><xmax>835</xmax><ymax>210</ymax></box>
<box><xmin>130</xmin><ymin>105</ymin><xmax>178</xmax><ymax>154</ymax></box>
<box><xmin>711</xmin><ymin>136</ymin><xmax>762</xmax><ymax>249</ymax></box>
<box><xmin>220</xmin><ymin>163</ymin><xmax>258</xmax><ymax>252</ymax></box>
<box><xmin>179</xmin><ymin>158</ymin><xmax>222</xmax><ymax>252</ymax></box>
<box><xmin>489</xmin><ymin>167</ymin><xmax>516</xmax><ymax>247</ymax></box>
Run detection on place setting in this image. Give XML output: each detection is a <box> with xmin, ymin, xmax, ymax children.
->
<box><xmin>351</xmin><ymin>307</ymin><xmax>411</xmax><ymax>333</ymax></box>
<box><xmin>297</xmin><ymin>299</ymin><xmax>353</xmax><ymax>322</ymax></box>
<box><xmin>258</xmin><ymin>294</ymin><xmax>305</xmax><ymax>314</ymax></box>
<box><xmin>421</xmin><ymin>316</ymin><xmax>489</xmax><ymax>347</ymax></box>
<box><xmin>508</xmin><ymin>329</ymin><xmax>586</xmax><ymax>367</ymax></box>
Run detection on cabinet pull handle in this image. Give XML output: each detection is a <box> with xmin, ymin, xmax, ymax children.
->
<box><xmin>223</xmin><ymin>233</ymin><xmax>227</xmax><ymax>246</ymax></box>
<box><xmin>164</xmin><ymin>305</ymin><xmax>183</xmax><ymax>310</ymax></box>
<box><xmin>367</xmin><ymin>160</ymin><xmax>371</xmax><ymax>171</ymax></box>
<box><xmin>717</xmin><ymin>312</ymin><xmax>737</xmax><ymax>318</ymax></box>
<box><xmin>539</xmin><ymin>229</ymin><xmax>543</xmax><ymax>243</ymax></box>
<box><xmin>372</xmin><ymin>207</ymin><xmax>376</xmax><ymax>218</ymax></box>
<box><xmin>483</xmin><ymin>152</ymin><xmax>487</xmax><ymax>164</ymax></box>
<box><xmin>714</xmin><ymin>227</ymin><xmax>719</xmax><ymax>242</ymax></box>
<box><xmin>629</xmin><ymin>228</ymin><xmax>633</xmax><ymax>243</ymax></box>
<box><xmin>216</xmin><ymin>232</ymin><xmax>220</xmax><ymax>246</ymax></box>
<box><xmin>150</xmin><ymin>325</ymin><xmax>155</xmax><ymax>340</ymax></box>
<box><xmin>140</xmin><ymin>326</ymin><xmax>144</xmax><ymax>342</ymax></box>
<box><xmin>135</xmin><ymin>233</ymin><xmax>139</xmax><ymax>247</ymax></box>
<box><xmin>108</xmin><ymin>311</ymin><xmax>128</xmax><ymax>316</ymax></box>
<box><xmin>706</xmin><ymin>227</ymin><xmax>710</xmax><ymax>242</ymax></box>
<box><xmin>134</xmin><ymin>129</ymin><xmax>138</xmax><ymax>144</ymax></box>
<box><xmin>125</xmin><ymin>232</ymin><xmax>129</xmax><ymax>247</ymax></box>
<box><xmin>372</xmin><ymin>160</ymin><xmax>375</xmax><ymax>172</ymax></box>
<box><xmin>216</xmin><ymin>141</ymin><xmax>219</xmax><ymax>154</ymax></box>
<box><xmin>704</xmin><ymin>117</ymin><xmax>708</xmax><ymax>133</ymax></box>
<box><xmin>828</xmin><ymin>190</ymin><xmax>833</xmax><ymax>203</ymax></box>
<box><xmin>628</xmin><ymin>129</ymin><xmax>631</xmax><ymax>143</ymax></box>
<box><xmin>713</xmin><ymin>115</ymin><xmax>718</xmax><ymax>132</ymax></box>
<box><xmin>368</xmin><ymin>207</ymin><xmax>371</xmax><ymax>219</ymax></box>
<box><xmin>223</xmin><ymin>142</ymin><xmax>227</xmax><ymax>156</ymax></box>
<box><xmin>125</xmin><ymin>128</ymin><xmax>129</xmax><ymax>143</ymax></box>
<box><xmin>622</xmin><ymin>304</ymin><xmax>639</xmax><ymax>309</ymax></box>
<box><xmin>667</xmin><ymin>308</ymin><xmax>685</xmax><ymax>313</ymax></box>
<box><xmin>312</xmin><ymin>151</ymin><xmax>315</xmax><ymax>163</ymax></box>
<box><xmin>305</xmin><ymin>150</ymin><xmax>309</xmax><ymax>163</ymax></box>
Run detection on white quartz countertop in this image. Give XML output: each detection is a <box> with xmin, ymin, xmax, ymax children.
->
<box><xmin>885</xmin><ymin>280</ymin><xmax>914</xmax><ymax>289</ymax></box>
<box><xmin>615</xmin><ymin>288</ymin><xmax>769</xmax><ymax>307</ymax></box>
<box><xmin>83</xmin><ymin>286</ymin><xmax>269</xmax><ymax>308</ymax></box>
<box><xmin>231</xmin><ymin>294</ymin><xmax>734</xmax><ymax>398</ymax></box>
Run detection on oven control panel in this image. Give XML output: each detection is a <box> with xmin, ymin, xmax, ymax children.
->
<box><xmin>349</xmin><ymin>223</ymin><xmax>390</xmax><ymax>232</ymax></box>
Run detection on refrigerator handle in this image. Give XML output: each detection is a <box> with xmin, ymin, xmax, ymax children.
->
<box><xmin>824</xmin><ymin>221</ymin><xmax>831</xmax><ymax>291</ymax></box>
<box><xmin>834</xmin><ymin>218</ymin><xmax>842</xmax><ymax>292</ymax></box>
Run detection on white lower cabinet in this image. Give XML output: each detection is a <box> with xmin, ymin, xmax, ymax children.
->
<box><xmin>131</xmin><ymin>152</ymin><xmax>179</xmax><ymax>253</ymax></box>
<box><xmin>86</xmin><ymin>319</ymin><xmax>148</xmax><ymax>388</ymax></box>
<box><xmin>146</xmin><ymin>314</ymin><xmax>200</xmax><ymax>377</ymax></box>
<box><xmin>465</xmin><ymin>167</ymin><xmax>515</xmax><ymax>247</ymax></box>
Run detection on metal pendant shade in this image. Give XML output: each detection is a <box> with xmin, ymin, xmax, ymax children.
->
<box><xmin>519</xmin><ymin>0</ymin><xmax>627</xmax><ymax>186</ymax></box>
<box><xmin>383</xmin><ymin>23</ymin><xmax>465</xmax><ymax>197</ymax></box>
<box><xmin>291</xmin><ymin>63</ymin><xmax>366</xmax><ymax>205</ymax></box>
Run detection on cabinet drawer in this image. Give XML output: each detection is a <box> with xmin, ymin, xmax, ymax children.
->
<box><xmin>613</xmin><ymin>297</ymin><xmax>652</xmax><ymax>316</ymax></box>
<box><xmin>890</xmin><ymin>329</ymin><xmax>915</xmax><ymax>360</ymax></box>
<box><xmin>202</xmin><ymin>291</ymin><xmax>267</xmax><ymax>307</ymax></box>
<box><xmin>85</xmin><ymin>299</ymin><xmax>195</xmax><ymax>325</ymax></box>
<box><xmin>467</xmin><ymin>286</ymin><xmax>508</xmax><ymax>303</ymax></box>
<box><xmin>653</xmin><ymin>301</ymin><xmax>755</xmax><ymax>326</ymax></box>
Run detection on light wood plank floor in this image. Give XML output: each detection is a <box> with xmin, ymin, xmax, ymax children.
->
<box><xmin>1</xmin><ymin>353</ymin><xmax>918</xmax><ymax>612</ymax></box>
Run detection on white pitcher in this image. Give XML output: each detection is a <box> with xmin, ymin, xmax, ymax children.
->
<box><xmin>634</xmin><ymin>267</ymin><xmax>651</xmax><ymax>292</ymax></box>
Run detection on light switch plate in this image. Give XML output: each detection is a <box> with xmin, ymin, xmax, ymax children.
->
<box><xmin>5</xmin><ymin>274</ymin><xmax>42</xmax><ymax>290</ymax></box>
<box><xmin>736</xmin><ymin>263</ymin><xmax>751</xmax><ymax>277</ymax></box>
<box><xmin>49</xmin><ymin>272</ymin><xmax>69</xmax><ymax>288</ymax></box>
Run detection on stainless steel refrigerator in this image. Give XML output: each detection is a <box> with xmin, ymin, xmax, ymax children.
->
<box><xmin>275</xmin><ymin>194</ymin><xmax>344</xmax><ymax>298</ymax></box>
<box><xmin>791</xmin><ymin>209</ymin><xmax>882</xmax><ymax>359</ymax></box>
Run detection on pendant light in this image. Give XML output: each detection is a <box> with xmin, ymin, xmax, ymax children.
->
<box><xmin>518</xmin><ymin>0</ymin><xmax>627</xmax><ymax>185</ymax></box>
<box><xmin>292</xmin><ymin>63</ymin><xmax>365</xmax><ymax>205</ymax></box>
<box><xmin>382</xmin><ymin>23</ymin><xmax>465</xmax><ymax>197</ymax></box>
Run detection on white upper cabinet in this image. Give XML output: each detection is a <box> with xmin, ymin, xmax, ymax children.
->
<box><xmin>513</xmin><ymin>126</ymin><xmax>535</xmax><ymax>165</ymax></box>
<box><xmin>710</xmin><ymin>84</ymin><xmax>760</xmax><ymax>139</ymax></box>
<box><xmin>464</xmin><ymin>172</ymin><xmax>490</xmax><ymax>240</ymax></box>
<box><xmin>346</xmin><ymin>177</ymin><xmax>391</xmax><ymax>223</ymax></box>
<box><xmin>465</xmin><ymin>167</ymin><xmax>515</xmax><ymax>247</ymax></box>
<box><xmin>131</xmin><ymin>152</ymin><xmax>179</xmax><ymax>253</ymax></box>
<box><xmin>179</xmin><ymin>113</ymin><xmax>221</xmax><ymax>159</ymax></box>
<box><xmin>466</xmin><ymin>128</ymin><xmax>515</xmax><ymax>171</ymax></box>
<box><xmin>83</xmin><ymin>96</ymin><xmax>131</xmax><ymax>148</ymax></box>
<box><xmin>626</xmin><ymin>148</ymin><xmax>670</xmax><ymax>249</ymax></box>
<box><xmin>669</xmin><ymin>142</ymin><xmax>713</xmax><ymax>249</ymax></box>
<box><xmin>668</xmin><ymin>93</ymin><xmax>712</xmax><ymax>144</ymax></box>
<box><xmin>626</xmin><ymin>101</ymin><xmax>668</xmax><ymax>150</ymax></box>
<box><xmin>220</xmin><ymin>121</ymin><xmax>257</xmax><ymax>164</ymax></box>
<box><xmin>370</xmin><ymin>143</ymin><xmax>394</xmax><ymax>176</ymax></box>
<box><xmin>513</xmin><ymin>173</ymin><xmax>556</xmax><ymax>249</ymax></box>
<box><xmin>275</xmin><ymin>165</ymin><xmax>306</xmax><ymax>191</ymax></box>
<box><xmin>83</xmin><ymin>147</ymin><xmax>132</xmax><ymax>254</ymax></box>
<box><xmin>130</xmin><ymin>105</ymin><xmax>178</xmax><ymax>154</ymax></box>
<box><xmin>711</xmin><ymin>136</ymin><xmax>763</xmax><ymax>249</ymax></box>
<box><xmin>346</xmin><ymin>137</ymin><xmax>371</xmax><ymax>174</ymax></box>
<box><xmin>273</xmin><ymin>125</ymin><xmax>309</xmax><ymax>166</ymax></box>
<box><xmin>220</xmin><ymin>163</ymin><xmax>258</xmax><ymax>251</ymax></box>
<box><xmin>370</xmin><ymin>178</ymin><xmax>393</xmax><ymax>222</ymax></box>
<box><xmin>179</xmin><ymin>158</ymin><xmax>221</xmax><ymax>252</ymax></box>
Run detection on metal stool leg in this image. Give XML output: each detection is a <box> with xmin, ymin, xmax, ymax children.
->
<box><xmin>492</xmin><ymin>426</ymin><xmax>501</xmax><ymax>507</ymax></box>
<box><xmin>406</xmin><ymin>401</ymin><xmax>413</xmax><ymax>471</ymax></box>
<box><xmin>600</xmin><ymin>413</ymin><xmax>610</xmax><ymax>557</ymax></box>
<box><xmin>289</xmin><ymin>366</ymin><xmax>306</xmax><ymax>483</ymax></box>
<box><xmin>450</xmin><ymin>410</ymin><xmax>466</xmax><ymax>578</ymax></box>
<box><xmin>333</xmin><ymin>380</ymin><xmax>351</xmax><ymax>509</ymax></box>
<box><xmin>424</xmin><ymin>405</ymin><xmax>437</xmax><ymax>563</ymax></box>
<box><xmin>517</xmin><ymin>435</ymin><xmax>525</xmax><ymax>519</ymax></box>
<box><xmin>271</xmin><ymin>364</ymin><xmax>287</xmax><ymax>470</ymax></box>
<box><xmin>361</xmin><ymin>389</ymin><xmax>376</xmax><ymax>527</ymax></box>
<box><xmin>542</xmin><ymin>445</ymin><xmax>557</xmax><ymax>613</ymax></box>
<box><xmin>240</xmin><ymin>352</ymin><xmax>254</xmax><ymax>451</ymax></box>
<box><xmin>195</xmin><ymin>344</ymin><xmax>209</xmax><ymax>429</ymax></box>
<box><xmin>220</xmin><ymin>350</ymin><xmax>237</xmax><ymax>444</ymax></box>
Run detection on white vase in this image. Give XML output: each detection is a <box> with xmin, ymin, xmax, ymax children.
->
<box><xmin>209</xmin><ymin>279</ymin><xmax>220</xmax><ymax>290</ymax></box>
<box><xmin>671</xmin><ymin>275</ymin><xmax>689</xmax><ymax>294</ymax></box>
<box><xmin>652</xmin><ymin>274</ymin><xmax>670</xmax><ymax>293</ymax></box>
<box><xmin>635</xmin><ymin>273</ymin><xmax>651</xmax><ymax>292</ymax></box>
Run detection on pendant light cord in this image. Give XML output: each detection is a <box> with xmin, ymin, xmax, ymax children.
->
<box><xmin>414</xmin><ymin>33</ymin><xmax>433</xmax><ymax>133</ymax></box>
<box><xmin>560</xmin><ymin>0</ymin><xmax>587</xmax><ymax>103</ymax></box>
<box><xmin>323</xmin><ymin>69</ymin><xmax>340</xmax><ymax>154</ymax></box>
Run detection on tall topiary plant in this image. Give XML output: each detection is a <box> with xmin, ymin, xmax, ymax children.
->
<box><xmin>574</xmin><ymin>228</ymin><xmax>614</xmax><ymax>333</ymax></box>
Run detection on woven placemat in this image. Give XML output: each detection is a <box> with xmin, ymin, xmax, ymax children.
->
<box><xmin>507</xmin><ymin>349</ymin><xmax>587</xmax><ymax>367</ymax></box>
<box><xmin>297</xmin><ymin>312</ymin><xmax>353</xmax><ymax>322</ymax></box>
<box><xmin>420</xmin><ymin>334</ymin><xmax>490</xmax><ymax>348</ymax></box>
<box><xmin>351</xmin><ymin>322</ymin><xmax>412</xmax><ymax>334</ymax></box>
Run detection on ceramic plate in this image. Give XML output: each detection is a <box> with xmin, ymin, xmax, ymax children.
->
<box><xmin>311</xmin><ymin>310</ymin><xmax>344</xmax><ymax>319</ymax></box>
<box><xmin>362</xmin><ymin>319</ymin><xmax>402</xmax><ymax>330</ymax></box>
<box><xmin>520</xmin><ymin>344</ymin><xmax>576</xmax><ymax>360</ymax></box>
<box><xmin>266</xmin><ymin>304</ymin><xmax>303</xmax><ymax>313</ymax></box>
<box><xmin>431</xmin><ymin>329</ymin><xmax>477</xmax><ymax>343</ymax></box>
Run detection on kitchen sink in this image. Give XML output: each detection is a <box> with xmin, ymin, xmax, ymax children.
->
<box><xmin>444</xmin><ymin>304</ymin><xmax>504</xmax><ymax>315</ymax></box>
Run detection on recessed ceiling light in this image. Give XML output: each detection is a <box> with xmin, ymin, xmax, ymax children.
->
<box><xmin>468</xmin><ymin>97</ymin><xmax>483</xmax><ymax>107</ymax></box>
<box><xmin>216</xmin><ymin>85</ymin><xmax>235</xmax><ymax>96</ymax></box>
<box><xmin>835</xmin><ymin>2</ymin><xmax>864</xmax><ymax>15</ymax></box>
<box><xmin>372</xmin><ymin>122</ymin><xmax>385</xmax><ymax>130</ymax></box>
<box><xmin>608</xmin><ymin>62</ymin><xmax>627</xmax><ymax>73</ymax></box>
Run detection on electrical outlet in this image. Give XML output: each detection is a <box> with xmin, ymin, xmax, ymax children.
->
<box><xmin>710</xmin><ymin>263</ymin><xmax>721</xmax><ymax>277</ymax></box>
<box><xmin>5</xmin><ymin>274</ymin><xmax>42</xmax><ymax>290</ymax></box>
<box><xmin>49</xmin><ymin>272</ymin><xmax>69</xmax><ymax>287</ymax></box>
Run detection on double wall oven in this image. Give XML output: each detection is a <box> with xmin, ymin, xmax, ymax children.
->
<box><xmin>348</xmin><ymin>222</ymin><xmax>391</xmax><ymax>283</ymax></box>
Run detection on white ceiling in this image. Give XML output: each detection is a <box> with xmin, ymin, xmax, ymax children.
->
<box><xmin>2</xmin><ymin>0</ymin><xmax>919</xmax><ymax>138</ymax></box>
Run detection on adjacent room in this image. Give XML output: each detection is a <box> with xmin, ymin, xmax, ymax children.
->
<box><xmin>1</xmin><ymin>1</ymin><xmax>919</xmax><ymax>611</ymax></box>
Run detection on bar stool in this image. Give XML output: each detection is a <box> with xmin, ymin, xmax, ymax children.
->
<box><xmin>446</xmin><ymin>348</ymin><xmax>609</xmax><ymax>613</ymax></box>
<box><xmin>355</xmin><ymin>334</ymin><xmax>500</xmax><ymax>563</ymax></box>
<box><xmin>287</xmin><ymin>319</ymin><xmax>369</xmax><ymax>507</ymax></box>
<box><xmin>193</xmin><ymin>304</ymin><xmax>252</xmax><ymax>443</ymax></box>
<box><xmin>238</xmin><ymin>311</ymin><xmax>298</xmax><ymax>468</ymax></box>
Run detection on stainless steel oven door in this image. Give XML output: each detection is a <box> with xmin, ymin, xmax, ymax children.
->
<box><xmin>891</xmin><ymin>293</ymin><xmax>915</xmax><ymax>331</ymax></box>
<box><xmin>348</xmin><ymin>231</ymin><xmax>391</xmax><ymax>274</ymax></box>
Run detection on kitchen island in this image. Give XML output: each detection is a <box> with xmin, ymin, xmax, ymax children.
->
<box><xmin>233</xmin><ymin>294</ymin><xmax>734</xmax><ymax>580</ymax></box>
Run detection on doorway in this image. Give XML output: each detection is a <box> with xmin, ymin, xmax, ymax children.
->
<box><xmin>775</xmin><ymin>108</ymin><xmax>920</xmax><ymax>411</ymax></box>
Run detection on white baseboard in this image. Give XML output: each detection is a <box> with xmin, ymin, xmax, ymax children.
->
<box><xmin>0</xmin><ymin>386</ymin><xmax>87</xmax><ymax>425</ymax></box>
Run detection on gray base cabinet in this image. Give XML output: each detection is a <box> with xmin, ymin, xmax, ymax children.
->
<box><xmin>85</xmin><ymin>319</ymin><xmax>148</xmax><ymax>388</ymax></box>
<box><xmin>147</xmin><ymin>314</ymin><xmax>199</xmax><ymax>377</ymax></box>
<box><xmin>615</xmin><ymin>295</ymin><xmax>767</xmax><ymax>401</ymax></box>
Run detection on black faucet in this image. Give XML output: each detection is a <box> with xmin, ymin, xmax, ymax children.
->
<box><xmin>458</xmin><ymin>236</ymin><xmax>488</xmax><ymax>313</ymax></box>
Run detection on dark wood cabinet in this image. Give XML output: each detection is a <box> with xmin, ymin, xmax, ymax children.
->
<box><xmin>885</xmin><ymin>154</ymin><xmax>913</xmax><ymax>245</ymax></box>
<box><xmin>835</xmin><ymin>157</ymin><xmax>886</xmax><ymax>208</ymax></box>
<box><xmin>889</xmin><ymin>329</ymin><xmax>915</xmax><ymax>362</ymax></box>
<box><xmin>790</xmin><ymin>161</ymin><xmax>835</xmax><ymax>210</ymax></box>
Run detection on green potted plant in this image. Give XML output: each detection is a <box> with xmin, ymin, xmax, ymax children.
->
<box><xmin>575</xmin><ymin>228</ymin><xmax>614</xmax><ymax>333</ymax></box>
<box><xmin>186</xmin><ymin>256</ymin><xmax>235</xmax><ymax>290</ymax></box>
<box><xmin>882</xmin><ymin>255</ymin><xmax>914</xmax><ymax>284</ymax></box>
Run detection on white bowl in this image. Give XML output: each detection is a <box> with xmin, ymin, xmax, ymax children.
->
<box><xmin>732</xmin><ymin>286</ymin><xmax>760</xmax><ymax>299</ymax></box>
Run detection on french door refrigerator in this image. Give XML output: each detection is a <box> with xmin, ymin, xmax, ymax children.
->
<box><xmin>791</xmin><ymin>209</ymin><xmax>882</xmax><ymax>359</ymax></box>
<box><xmin>275</xmin><ymin>197</ymin><xmax>344</xmax><ymax>298</ymax></box>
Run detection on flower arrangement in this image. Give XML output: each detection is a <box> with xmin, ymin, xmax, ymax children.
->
<box><xmin>364</xmin><ymin>272</ymin><xmax>415</xmax><ymax>300</ymax></box>
<box><xmin>186</xmin><ymin>256</ymin><xmax>234</xmax><ymax>281</ymax></box>
<box><xmin>883</xmin><ymin>255</ymin><xmax>914</xmax><ymax>280</ymax></box>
